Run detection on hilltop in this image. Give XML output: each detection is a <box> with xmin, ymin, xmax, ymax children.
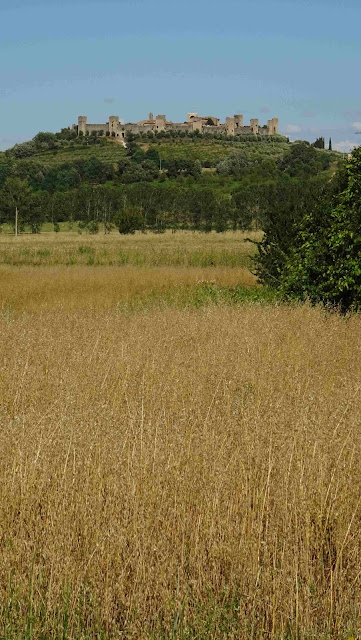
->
<box><xmin>0</xmin><ymin>128</ymin><xmax>343</xmax><ymax>235</ymax></box>
<box><xmin>0</xmin><ymin>128</ymin><xmax>291</xmax><ymax>167</ymax></box>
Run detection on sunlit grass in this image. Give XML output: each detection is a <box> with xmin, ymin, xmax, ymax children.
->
<box><xmin>0</xmin><ymin>229</ymin><xmax>261</xmax><ymax>268</ymax></box>
<box><xmin>1</xmin><ymin>303</ymin><xmax>361</xmax><ymax>638</ymax></box>
<box><xmin>0</xmin><ymin>265</ymin><xmax>259</xmax><ymax>313</ymax></box>
<box><xmin>1</xmin><ymin>229</ymin><xmax>359</xmax><ymax>638</ymax></box>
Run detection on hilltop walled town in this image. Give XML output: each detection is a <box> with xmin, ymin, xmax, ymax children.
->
<box><xmin>74</xmin><ymin>112</ymin><xmax>279</xmax><ymax>138</ymax></box>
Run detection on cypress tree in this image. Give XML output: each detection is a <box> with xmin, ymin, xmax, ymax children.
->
<box><xmin>329</xmin><ymin>137</ymin><xmax>332</xmax><ymax>151</ymax></box>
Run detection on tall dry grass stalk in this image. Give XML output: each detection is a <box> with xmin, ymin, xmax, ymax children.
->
<box><xmin>0</xmin><ymin>265</ymin><xmax>257</xmax><ymax>313</ymax></box>
<box><xmin>1</xmin><ymin>302</ymin><xmax>361</xmax><ymax>638</ymax></box>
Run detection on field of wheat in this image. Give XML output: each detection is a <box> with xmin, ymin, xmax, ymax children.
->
<box><xmin>1</xmin><ymin>233</ymin><xmax>361</xmax><ymax>639</ymax></box>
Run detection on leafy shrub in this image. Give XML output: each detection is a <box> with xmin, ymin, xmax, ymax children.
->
<box><xmin>279</xmin><ymin>147</ymin><xmax>361</xmax><ymax>312</ymax></box>
<box><xmin>252</xmin><ymin>178</ymin><xmax>335</xmax><ymax>287</ymax></box>
<box><xmin>11</xmin><ymin>141</ymin><xmax>37</xmax><ymax>159</ymax></box>
<box><xmin>278</xmin><ymin>142</ymin><xmax>331</xmax><ymax>177</ymax></box>
<box><xmin>216</xmin><ymin>152</ymin><xmax>254</xmax><ymax>177</ymax></box>
<box><xmin>116</xmin><ymin>207</ymin><xmax>144</xmax><ymax>234</ymax></box>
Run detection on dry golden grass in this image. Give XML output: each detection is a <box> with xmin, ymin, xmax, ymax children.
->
<box><xmin>1</xmin><ymin>297</ymin><xmax>361</xmax><ymax>638</ymax></box>
<box><xmin>0</xmin><ymin>230</ymin><xmax>260</xmax><ymax>268</ymax></box>
<box><xmin>0</xmin><ymin>265</ymin><xmax>257</xmax><ymax>313</ymax></box>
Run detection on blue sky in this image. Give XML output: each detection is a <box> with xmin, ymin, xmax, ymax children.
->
<box><xmin>1</xmin><ymin>0</ymin><xmax>360</xmax><ymax>151</ymax></box>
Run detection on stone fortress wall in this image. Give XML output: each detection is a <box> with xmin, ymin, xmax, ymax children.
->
<box><xmin>74</xmin><ymin>112</ymin><xmax>279</xmax><ymax>139</ymax></box>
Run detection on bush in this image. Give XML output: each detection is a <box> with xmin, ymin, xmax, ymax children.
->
<box><xmin>216</xmin><ymin>152</ymin><xmax>255</xmax><ymax>177</ymax></box>
<box><xmin>34</xmin><ymin>131</ymin><xmax>57</xmax><ymax>145</ymax></box>
<box><xmin>116</xmin><ymin>207</ymin><xmax>144</xmax><ymax>234</ymax></box>
<box><xmin>279</xmin><ymin>147</ymin><xmax>361</xmax><ymax>312</ymax></box>
<box><xmin>252</xmin><ymin>178</ymin><xmax>335</xmax><ymax>287</ymax></box>
<box><xmin>278</xmin><ymin>143</ymin><xmax>331</xmax><ymax>177</ymax></box>
<box><xmin>11</xmin><ymin>141</ymin><xmax>37</xmax><ymax>159</ymax></box>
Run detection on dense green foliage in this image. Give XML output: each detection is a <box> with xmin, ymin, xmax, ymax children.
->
<box><xmin>312</xmin><ymin>136</ymin><xmax>325</xmax><ymax>149</ymax></box>
<box><xmin>252</xmin><ymin>178</ymin><xmax>337</xmax><ymax>286</ymax></box>
<box><xmin>280</xmin><ymin>147</ymin><xmax>361</xmax><ymax>311</ymax></box>
<box><xmin>254</xmin><ymin>146</ymin><xmax>361</xmax><ymax>312</ymax></box>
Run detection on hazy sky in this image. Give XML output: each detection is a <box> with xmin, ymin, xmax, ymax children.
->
<box><xmin>1</xmin><ymin>0</ymin><xmax>360</xmax><ymax>151</ymax></box>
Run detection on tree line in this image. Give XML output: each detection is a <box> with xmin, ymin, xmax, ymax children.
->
<box><xmin>0</xmin><ymin>176</ymin><xmax>332</xmax><ymax>235</ymax></box>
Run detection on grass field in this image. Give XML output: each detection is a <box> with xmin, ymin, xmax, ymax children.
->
<box><xmin>0</xmin><ymin>230</ymin><xmax>260</xmax><ymax>268</ymax></box>
<box><xmin>1</xmin><ymin>232</ymin><xmax>361</xmax><ymax>639</ymax></box>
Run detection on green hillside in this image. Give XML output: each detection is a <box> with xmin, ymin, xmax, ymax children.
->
<box><xmin>1</xmin><ymin>134</ymin><xmax>291</xmax><ymax>168</ymax></box>
<box><xmin>10</xmin><ymin>137</ymin><xmax>247</xmax><ymax>169</ymax></box>
<box><xmin>139</xmin><ymin>138</ymin><xmax>290</xmax><ymax>165</ymax></box>
<box><xmin>0</xmin><ymin>127</ymin><xmax>341</xmax><ymax>173</ymax></box>
<box><xmin>33</xmin><ymin>141</ymin><xmax>128</xmax><ymax>166</ymax></box>
<box><xmin>0</xmin><ymin>128</ymin><xmax>344</xmax><ymax>236</ymax></box>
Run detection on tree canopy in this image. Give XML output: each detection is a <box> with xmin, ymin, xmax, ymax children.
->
<box><xmin>254</xmin><ymin>146</ymin><xmax>361</xmax><ymax>312</ymax></box>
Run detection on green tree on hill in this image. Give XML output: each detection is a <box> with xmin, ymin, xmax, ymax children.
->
<box><xmin>0</xmin><ymin>162</ymin><xmax>12</xmax><ymax>189</ymax></box>
<box><xmin>312</xmin><ymin>136</ymin><xmax>325</xmax><ymax>149</ymax></box>
<box><xmin>278</xmin><ymin>142</ymin><xmax>331</xmax><ymax>177</ymax></box>
<box><xmin>0</xmin><ymin>177</ymin><xmax>33</xmax><ymax>233</ymax></box>
<box><xmin>33</xmin><ymin>131</ymin><xmax>57</xmax><ymax>147</ymax></box>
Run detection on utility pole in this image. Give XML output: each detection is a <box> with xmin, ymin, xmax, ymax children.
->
<box><xmin>15</xmin><ymin>206</ymin><xmax>18</xmax><ymax>237</ymax></box>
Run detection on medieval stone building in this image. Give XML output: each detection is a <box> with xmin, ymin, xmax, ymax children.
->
<box><xmin>74</xmin><ymin>112</ymin><xmax>279</xmax><ymax>139</ymax></box>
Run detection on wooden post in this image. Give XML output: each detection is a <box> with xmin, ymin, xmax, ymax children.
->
<box><xmin>15</xmin><ymin>206</ymin><xmax>18</xmax><ymax>236</ymax></box>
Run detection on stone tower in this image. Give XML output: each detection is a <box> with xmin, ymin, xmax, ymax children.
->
<box><xmin>226</xmin><ymin>117</ymin><xmax>235</xmax><ymax>135</ymax></box>
<box><xmin>155</xmin><ymin>115</ymin><xmax>166</xmax><ymax>132</ymax></box>
<box><xmin>234</xmin><ymin>114</ymin><xmax>244</xmax><ymax>130</ymax></box>
<box><xmin>191</xmin><ymin>119</ymin><xmax>203</xmax><ymax>132</ymax></box>
<box><xmin>109</xmin><ymin>116</ymin><xmax>120</xmax><ymax>136</ymax></box>
<box><xmin>267</xmin><ymin>118</ymin><xmax>279</xmax><ymax>135</ymax></box>
<box><xmin>250</xmin><ymin>118</ymin><xmax>259</xmax><ymax>134</ymax></box>
<box><xmin>78</xmin><ymin>116</ymin><xmax>87</xmax><ymax>136</ymax></box>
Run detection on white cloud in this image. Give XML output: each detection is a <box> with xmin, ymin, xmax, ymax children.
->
<box><xmin>284</xmin><ymin>124</ymin><xmax>301</xmax><ymax>134</ymax></box>
<box><xmin>352</xmin><ymin>122</ymin><xmax>361</xmax><ymax>131</ymax></box>
<box><xmin>333</xmin><ymin>140</ymin><xmax>357</xmax><ymax>153</ymax></box>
